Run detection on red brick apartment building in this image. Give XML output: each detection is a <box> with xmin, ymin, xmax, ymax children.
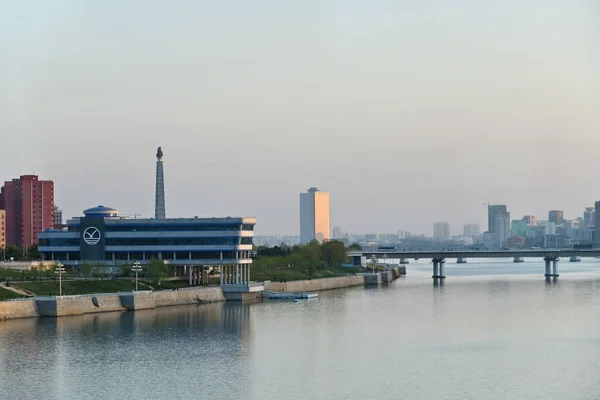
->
<box><xmin>0</xmin><ymin>175</ymin><xmax>54</xmax><ymax>247</ymax></box>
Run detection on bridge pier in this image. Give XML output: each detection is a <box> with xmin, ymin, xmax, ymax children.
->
<box><xmin>457</xmin><ymin>257</ymin><xmax>467</xmax><ymax>264</ymax></box>
<box><xmin>544</xmin><ymin>257</ymin><xmax>559</xmax><ymax>278</ymax></box>
<box><xmin>432</xmin><ymin>259</ymin><xmax>446</xmax><ymax>279</ymax></box>
<box><xmin>513</xmin><ymin>257</ymin><xmax>524</xmax><ymax>263</ymax></box>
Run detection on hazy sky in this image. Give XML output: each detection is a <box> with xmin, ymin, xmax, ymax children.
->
<box><xmin>1</xmin><ymin>1</ymin><xmax>599</xmax><ymax>236</ymax></box>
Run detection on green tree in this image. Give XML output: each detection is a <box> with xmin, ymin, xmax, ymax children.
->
<box><xmin>321</xmin><ymin>240</ymin><xmax>347</xmax><ymax>267</ymax></box>
<box><xmin>347</xmin><ymin>243</ymin><xmax>362</xmax><ymax>251</ymax></box>
<box><xmin>80</xmin><ymin>262</ymin><xmax>92</xmax><ymax>277</ymax></box>
<box><xmin>146</xmin><ymin>259</ymin><xmax>169</xmax><ymax>284</ymax></box>
<box><xmin>302</xmin><ymin>240</ymin><xmax>322</xmax><ymax>264</ymax></box>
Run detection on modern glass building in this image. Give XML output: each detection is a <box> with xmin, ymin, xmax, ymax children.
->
<box><xmin>38</xmin><ymin>206</ymin><xmax>256</xmax><ymax>269</ymax></box>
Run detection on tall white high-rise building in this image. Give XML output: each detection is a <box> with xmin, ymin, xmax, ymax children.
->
<box><xmin>433</xmin><ymin>222</ymin><xmax>451</xmax><ymax>241</ymax></box>
<box><xmin>53</xmin><ymin>206</ymin><xmax>63</xmax><ymax>227</ymax></box>
<box><xmin>300</xmin><ymin>187</ymin><xmax>330</xmax><ymax>244</ymax></box>
<box><xmin>155</xmin><ymin>146</ymin><xmax>166</xmax><ymax>219</ymax></box>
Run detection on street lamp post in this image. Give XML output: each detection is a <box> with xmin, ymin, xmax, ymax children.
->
<box><xmin>55</xmin><ymin>262</ymin><xmax>66</xmax><ymax>297</ymax></box>
<box><xmin>132</xmin><ymin>261</ymin><xmax>142</xmax><ymax>292</ymax></box>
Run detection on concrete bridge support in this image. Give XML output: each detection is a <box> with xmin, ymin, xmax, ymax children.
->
<box><xmin>432</xmin><ymin>259</ymin><xmax>446</xmax><ymax>279</ymax></box>
<box><xmin>457</xmin><ymin>257</ymin><xmax>467</xmax><ymax>264</ymax></box>
<box><xmin>513</xmin><ymin>257</ymin><xmax>524</xmax><ymax>263</ymax></box>
<box><xmin>544</xmin><ymin>257</ymin><xmax>559</xmax><ymax>278</ymax></box>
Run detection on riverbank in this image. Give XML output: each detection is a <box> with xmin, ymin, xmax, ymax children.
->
<box><xmin>0</xmin><ymin>286</ymin><xmax>225</xmax><ymax>321</ymax></box>
<box><xmin>264</xmin><ymin>266</ymin><xmax>405</xmax><ymax>293</ymax></box>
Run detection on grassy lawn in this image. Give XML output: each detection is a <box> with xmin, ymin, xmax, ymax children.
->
<box><xmin>154</xmin><ymin>280</ymin><xmax>194</xmax><ymax>290</ymax></box>
<box><xmin>250</xmin><ymin>265</ymin><xmax>367</xmax><ymax>282</ymax></box>
<box><xmin>0</xmin><ymin>287</ymin><xmax>25</xmax><ymax>301</ymax></box>
<box><xmin>12</xmin><ymin>280</ymin><xmax>143</xmax><ymax>296</ymax></box>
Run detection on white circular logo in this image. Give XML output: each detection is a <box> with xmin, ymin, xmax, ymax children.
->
<box><xmin>83</xmin><ymin>227</ymin><xmax>101</xmax><ymax>245</ymax></box>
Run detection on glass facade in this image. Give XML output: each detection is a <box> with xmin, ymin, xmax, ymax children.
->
<box><xmin>39</xmin><ymin>215</ymin><xmax>256</xmax><ymax>264</ymax></box>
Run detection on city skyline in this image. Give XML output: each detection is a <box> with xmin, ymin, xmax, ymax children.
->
<box><xmin>2</xmin><ymin>2</ymin><xmax>599</xmax><ymax>235</ymax></box>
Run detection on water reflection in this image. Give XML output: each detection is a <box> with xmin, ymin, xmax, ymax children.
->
<box><xmin>0</xmin><ymin>302</ymin><xmax>253</xmax><ymax>400</ymax></box>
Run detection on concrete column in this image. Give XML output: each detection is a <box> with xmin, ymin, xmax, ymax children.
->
<box><xmin>220</xmin><ymin>265</ymin><xmax>223</xmax><ymax>285</ymax></box>
<box><xmin>189</xmin><ymin>265</ymin><xmax>193</xmax><ymax>285</ymax></box>
<box><xmin>544</xmin><ymin>258</ymin><xmax>551</xmax><ymax>277</ymax></box>
<box><xmin>236</xmin><ymin>264</ymin><xmax>240</xmax><ymax>285</ymax></box>
<box><xmin>439</xmin><ymin>260</ymin><xmax>446</xmax><ymax>278</ymax></box>
<box><xmin>432</xmin><ymin>260</ymin><xmax>439</xmax><ymax>278</ymax></box>
<box><xmin>552</xmin><ymin>259</ymin><xmax>559</xmax><ymax>277</ymax></box>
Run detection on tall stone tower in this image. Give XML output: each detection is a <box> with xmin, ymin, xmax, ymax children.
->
<box><xmin>155</xmin><ymin>146</ymin><xmax>166</xmax><ymax>219</ymax></box>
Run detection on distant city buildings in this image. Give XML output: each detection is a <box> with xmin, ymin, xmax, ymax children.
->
<box><xmin>299</xmin><ymin>187</ymin><xmax>330</xmax><ymax>244</ymax></box>
<box><xmin>463</xmin><ymin>224</ymin><xmax>480</xmax><ymax>237</ymax></box>
<box><xmin>511</xmin><ymin>220</ymin><xmax>527</xmax><ymax>237</ymax></box>
<box><xmin>488</xmin><ymin>205</ymin><xmax>507</xmax><ymax>233</ymax></box>
<box><xmin>595</xmin><ymin>201</ymin><xmax>600</xmax><ymax>246</ymax></box>
<box><xmin>0</xmin><ymin>210</ymin><xmax>5</xmax><ymax>251</ymax></box>
<box><xmin>548</xmin><ymin>210</ymin><xmax>564</xmax><ymax>224</ymax></box>
<box><xmin>332</xmin><ymin>226</ymin><xmax>343</xmax><ymax>240</ymax></box>
<box><xmin>522</xmin><ymin>215</ymin><xmax>536</xmax><ymax>225</ymax></box>
<box><xmin>494</xmin><ymin>211</ymin><xmax>511</xmax><ymax>247</ymax></box>
<box><xmin>54</xmin><ymin>206</ymin><xmax>63</xmax><ymax>227</ymax></box>
<box><xmin>0</xmin><ymin>175</ymin><xmax>54</xmax><ymax>247</ymax></box>
<box><xmin>433</xmin><ymin>222</ymin><xmax>451</xmax><ymax>241</ymax></box>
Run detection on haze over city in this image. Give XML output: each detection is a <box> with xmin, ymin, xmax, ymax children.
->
<box><xmin>2</xmin><ymin>1</ymin><xmax>599</xmax><ymax>235</ymax></box>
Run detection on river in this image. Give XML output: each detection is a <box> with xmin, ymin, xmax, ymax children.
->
<box><xmin>2</xmin><ymin>258</ymin><xmax>600</xmax><ymax>399</ymax></box>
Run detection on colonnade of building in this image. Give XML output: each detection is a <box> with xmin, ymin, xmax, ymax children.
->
<box><xmin>170</xmin><ymin>264</ymin><xmax>251</xmax><ymax>286</ymax></box>
<box><xmin>220</xmin><ymin>264</ymin><xmax>251</xmax><ymax>286</ymax></box>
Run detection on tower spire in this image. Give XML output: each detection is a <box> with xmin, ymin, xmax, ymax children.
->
<box><xmin>155</xmin><ymin>146</ymin><xmax>166</xmax><ymax>219</ymax></box>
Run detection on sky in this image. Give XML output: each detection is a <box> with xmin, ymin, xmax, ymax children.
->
<box><xmin>1</xmin><ymin>1</ymin><xmax>599</xmax><ymax>236</ymax></box>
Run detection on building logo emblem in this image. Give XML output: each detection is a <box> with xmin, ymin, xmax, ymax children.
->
<box><xmin>83</xmin><ymin>227</ymin><xmax>101</xmax><ymax>246</ymax></box>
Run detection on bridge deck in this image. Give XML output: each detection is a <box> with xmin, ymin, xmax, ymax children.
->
<box><xmin>348</xmin><ymin>250</ymin><xmax>600</xmax><ymax>259</ymax></box>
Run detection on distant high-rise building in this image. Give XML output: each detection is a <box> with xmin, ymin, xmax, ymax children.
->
<box><xmin>548</xmin><ymin>210</ymin><xmax>564</xmax><ymax>225</ymax></box>
<box><xmin>0</xmin><ymin>175</ymin><xmax>54</xmax><ymax>247</ymax></box>
<box><xmin>433</xmin><ymin>222</ymin><xmax>451</xmax><ymax>241</ymax></box>
<box><xmin>511</xmin><ymin>220</ymin><xmax>527</xmax><ymax>237</ymax></box>
<box><xmin>0</xmin><ymin>210</ymin><xmax>5</xmax><ymax>251</ymax></box>
<box><xmin>522</xmin><ymin>215</ymin><xmax>536</xmax><ymax>225</ymax></box>
<box><xmin>494</xmin><ymin>211</ymin><xmax>510</xmax><ymax>246</ymax></box>
<box><xmin>583</xmin><ymin>207</ymin><xmax>594</xmax><ymax>228</ymax></box>
<box><xmin>299</xmin><ymin>187</ymin><xmax>330</xmax><ymax>244</ymax></box>
<box><xmin>332</xmin><ymin>226</ymin><xmax>343</xmax><ymax>239</ymax></box>
<box><xmin>53</xmin><ymin>206</ymin><xmax>63</xmax><ymax>227</ymax></box>
<box><xmin>594</xmin><ymin>201</ymin><xmax>600</xmax><ymax>247</ymax></box>
<box><xmin>463</xmin><ymin>224</ymin><xmax>480</xmax><ymax>237</ymax></box>
<box><xmin>155</xmin><ymin>146</ymin><xmax>166</xmax><ymax>219</ymax></box>
<box><xmin>488</xmin><ymin>205</ymin><xmax>507</xmax><ymax>233</ymax></box>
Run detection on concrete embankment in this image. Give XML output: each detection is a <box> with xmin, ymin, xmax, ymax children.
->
<box><xmin>265</xmin><ymin>267</ymin><xmax>404</xmax><ymax>293</ymax></box>
<box><xmin>0</xmin><ymin>287</ymin><xmax>225</xmax><ymax>321</ymax></box>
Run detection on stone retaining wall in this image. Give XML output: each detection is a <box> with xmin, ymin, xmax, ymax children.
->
<box><xmin>265</xmin><ymin>275</ymin><xmax>365</xmax><ymax>292</ymax></box>
<box><xmin>0</xmin><ymin>287</ymin><xmax>226</xmax><ymax>320</ymax></box>
<box><xmin>0</xmin><ymin>300</ymin><xmax>38</xmax><ymax>320</ymax></box>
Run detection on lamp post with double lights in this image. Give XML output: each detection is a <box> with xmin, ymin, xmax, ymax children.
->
<box><xmin>132</xmin><ymin>261</ymin><xmax>143</xmax><ymax>292</ymax></box>
<box><xmin>55</xmin><ymin>262</ymin><xmax>66</xmax><ymax>297</ymax></box>
<box><xmin>370</xmin><ymin>254</ymin><xmax>377</xmax><ymax>275</ymax></box>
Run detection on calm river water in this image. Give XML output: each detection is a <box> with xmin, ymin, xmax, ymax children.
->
<box><xmin>3</xmin><ymin>259</ymin><xmax>600</xmax><ymax>399</ymax></box>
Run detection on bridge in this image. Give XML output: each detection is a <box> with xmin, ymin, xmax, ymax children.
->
<box><xmin>347</xmin><ymin>249</ymin><xmax>600</xmax><ymax>280</ymax></box>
